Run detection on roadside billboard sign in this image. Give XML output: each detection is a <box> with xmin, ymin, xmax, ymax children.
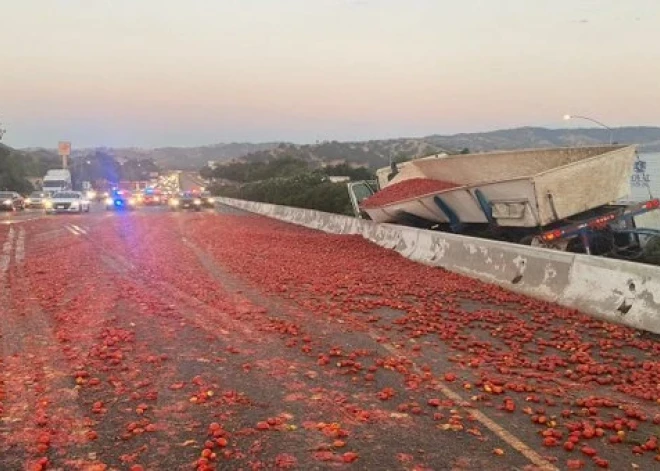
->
<box><xmin>58</xmin><ymin>141</ymin><xmax>71</xmax><ymax>168</ymax></box>
<box><xmin>58</xmin><ymin>141</ymin><xmax>71</xmax><ymax>156</ymax></box>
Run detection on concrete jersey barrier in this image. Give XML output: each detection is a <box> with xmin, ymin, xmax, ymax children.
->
<box><xmin>218</xmin><ymin>197</ymin><xmax>660</xmax><ymax>334</ymax></box>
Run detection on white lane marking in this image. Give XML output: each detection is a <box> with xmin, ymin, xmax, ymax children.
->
<box><xmin>66</xmin><ymin>225</ymin><xmax>81</xmax><ymax>236</ymax></box>
<box><xmin>1</xmin><ymin>226</ymin><xmax>15</xmax><ymax>275</ymax></box>
<box><xmin>377</xmin><ymin>340</ymin><xmax>558</xmax><ymax>471</ymax></box>
<box><xmin>0</xmin><ymin>215</ymin><xmax>45</xmax><ymax>225</ymax></box>
<box><xmin>71</xmin><ymin>224</ymin><xmax>87</xmax><ymax>235</ymax></box>
<box><xmin>15</xmin><ymin>227</ymin><xmax>25</xmax><ymax>263</ymax></box>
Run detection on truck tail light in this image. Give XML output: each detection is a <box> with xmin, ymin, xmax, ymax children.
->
<box><xmin>588</xmin><ymin>214</ymin><xmax>616</xmax><ymax>229</ymax></box>
<box><xmin>541</xmin><ymin>229</ymin><xmax>563</xmax><ymax>242</ymax></box>
<box><xmin>644</xmin><ymin>199</ymin><xmax>660</xmax><ymax>210</ymax></box>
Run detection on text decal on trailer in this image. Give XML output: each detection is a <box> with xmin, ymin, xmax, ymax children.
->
<box><xmin>632</xmin><ymin>159</ymin><xmax>651</xmax><ymax>187</ymax></box>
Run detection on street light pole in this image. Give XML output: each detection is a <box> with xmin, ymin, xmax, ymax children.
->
<box><xmin>563</xmin><ymin>114</ymin><xmax>614</xmax><ymax>145</ymax></box>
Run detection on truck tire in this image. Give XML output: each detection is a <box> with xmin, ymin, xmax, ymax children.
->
<box><xmin>519</xmin><ymin>235</ymin><xmax>536</xmax><ymax>246</ymax></box>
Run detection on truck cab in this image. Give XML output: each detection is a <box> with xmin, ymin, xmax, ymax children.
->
<box><xmin>42</xmin><ymin>169</ymin><xmax>72</xmax><ymax>193</ymax></box>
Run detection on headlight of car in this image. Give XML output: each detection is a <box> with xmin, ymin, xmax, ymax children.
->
<box><xmin>208</xmin><ymin>197</ymin><xmax>215</xmax><ymax>203</ymax></box>
<box><xmin>2</xmin><ymin>199</ymin><xmax>11</xmax><ymax>205</ymax></box>
<box><xmin>25</xmin><ymin>198</ymin><xmax>32</xmax><ymax>204</ymax></box>
<box><xmin>170</xmin><ymin>198</ymin><xmax>179</xmax><ymax>206</ymax></box>
<box><xmin>87</xmin><ymin>191</ymin><xmax>97</xmax><ymax>199</ymax></box>
<box><xmin>128</xmin><ymin>198</ymin><xmax>136</xmax><ymax>205</ymax></box>
<box><xmin>44</xmin><ymin>200</ymin><xmax>52</xmax><ymax>208</ymax></box>
<box><xmin>105</xmin><ymin>197</ymin><xmax>113</xmax><ymax>205</ymax></box>
<box><xmin>70</xmin><ymin>202</ymin><xmax>79</xmax><ymax>208</ymax></box>
<box><xmin>194</xmin><ymin>199</ymin><xmax>202</xmax><ymax>205</ymax></box>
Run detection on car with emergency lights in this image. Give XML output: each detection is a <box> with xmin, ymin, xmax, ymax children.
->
<box><xmin>105</xmin><ymin>190</ymin><xmax>138</xmax><ymax>211</ymax></box>
<box><xmin>25</xmin><ymin>191</ymin><xmax>52</xmax><ymax>209</ymax></box>
<box><xmin>45</xmin><ymin>191</ymin><xmax>91</xmax><ymax>214</ymax></box>
<box><xmin>169</xmin><ymin>192</ymin><xmax>203</xmax><ymax>211</ymax></box>
<box><xmin>141</xmin><ymin>189</ymin><xmax>164</xmax><ymax>206</ymax></box>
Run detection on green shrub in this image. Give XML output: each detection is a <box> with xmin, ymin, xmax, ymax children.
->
<box><xmin>211</xmin><ymin>172</ymin><xmax>353</xmax><ymax>215</ymax></box>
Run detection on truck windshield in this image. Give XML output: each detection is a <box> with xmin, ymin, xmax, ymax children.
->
<box><xmin>43</xmin><ymin>180</ymin><xmax>67</xmax><ymax>188</ymax></box>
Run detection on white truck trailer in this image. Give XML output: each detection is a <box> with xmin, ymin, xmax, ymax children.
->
<box><xmin>348</xmin><ymin>145</ymin><xmax>660</xmax><ymax>260</ymax></box>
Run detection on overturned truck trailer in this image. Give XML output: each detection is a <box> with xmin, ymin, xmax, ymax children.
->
<box><xmin>349</xmin><ymin>145</ymin><xmax>660</xmax><ymax>259</ymax></box>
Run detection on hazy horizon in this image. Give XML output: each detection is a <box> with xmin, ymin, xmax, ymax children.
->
<box><xmin>10</xmin><ymin>124</ymin><xmax>660</xmax><ymax>151</ymax></box>
<box><xmin>2</xmin><ymin>0</ymin><xmax>659</xmax><ymax>148</ymax></box>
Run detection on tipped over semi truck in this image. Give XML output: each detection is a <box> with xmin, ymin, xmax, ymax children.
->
<box><xmin>348</xmin><ymin>145</ymin><xmax>660</xmax><ymax>260</ymax></box>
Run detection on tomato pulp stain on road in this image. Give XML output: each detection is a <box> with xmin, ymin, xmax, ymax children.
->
<box><xmin>0</xmin><ymin>206</ymin><xmax>659</xmax><ymax>471</ymax></box>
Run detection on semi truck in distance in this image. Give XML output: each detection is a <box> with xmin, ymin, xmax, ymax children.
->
<box><xmin>42</xmin><ymin>169</ymin><xmax>72</xmax><ymax>193</ymax></box>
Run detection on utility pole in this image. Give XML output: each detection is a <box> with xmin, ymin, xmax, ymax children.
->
<box><xmin>0</xmin><ymin>123</ymin><xmax>6</xmax><ymax>141</ymax></box>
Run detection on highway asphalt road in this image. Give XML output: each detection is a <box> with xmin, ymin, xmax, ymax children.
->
<box><xmin>178</xmin><ymin>172</ymin><xmax>208</xmax><ymax>193</ymax></box>
<box><xmin>1</xmin><ymin>208</ymin><xmax>49</xmax><ymax>226</ymax></box>
<box><xmin>1</xmin><ymin>204</ymin><xmax>659</xmax><ymax>470</ymax></box>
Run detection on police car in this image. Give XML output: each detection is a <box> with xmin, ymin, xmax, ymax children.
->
<box><xmin>141</xmin><ymin>188</ymin><xmax>164</xmax><ymax>206</ymax></box>
<box><xmin>105</xmin><ymin>190</ymin><xmax>137</xmax><ymax>211</ymax></box>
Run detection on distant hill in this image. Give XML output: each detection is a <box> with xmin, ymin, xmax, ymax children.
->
<box><xmin>18</xmin><ymin>126</ymin><xmax>660</xmax><ymax>171</ymax></box>
<box><xmin>238</xmin><ymin>139</ymin><xmax>442</xmax><ymax>169</ymax></box>
<box><xmin>424</xmin><ymin>126</ymin><xmax>660</xmax><ymax>153</ymax></box>
<box><xmin>22</xmin><ymin>142</ymin><xmax>281</xmax><ymax>170</ymax></box>
<box><xmin>235</xmin><ymin>126</ymin><xmax>660</xmax><ymax>168</ymax></box>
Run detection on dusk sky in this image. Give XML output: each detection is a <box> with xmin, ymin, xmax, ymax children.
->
<box><xmin>2</xmin><ymin>0</ymin><xmax>659</xmax><ymax>148</ymax></box>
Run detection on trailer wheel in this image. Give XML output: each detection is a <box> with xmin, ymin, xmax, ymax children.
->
<box><xmin>565</xmin><ymin>238</ymin><xmax>584</xmax><ymax>253</ymax></box>
<box><xmin>641</xmin><ymin>236</ymin><xmax>660</xmax><ymax>264</ymax></box>
<box><xmin>521</xmin><ymin>234</ymin><xmax>571</xmax><ymax>252</ymax></box>
<box><xmin>518</xmin><ymin>235</ymin><xmax>537</xmax><ymax>246</ymax></box>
